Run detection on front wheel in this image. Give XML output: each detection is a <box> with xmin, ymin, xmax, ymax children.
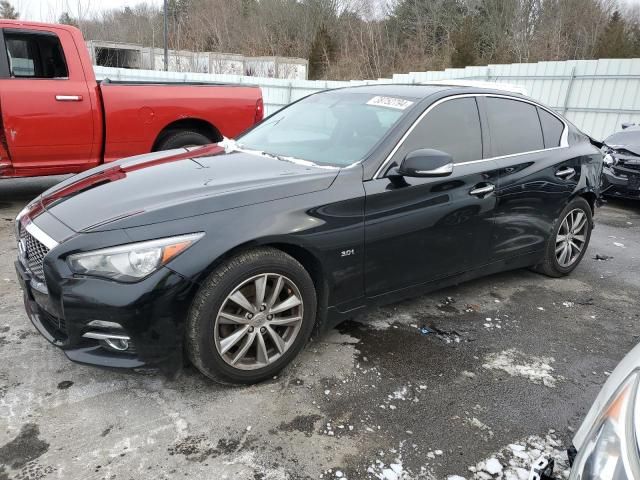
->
<box><xmin>534</xmin><ymin>197</ymin><xmax>593</xmax><ymax>277</ymax></box>
<box><xmin>186</xmin><ymin>248</ymin><xmax>317</xmax><ymax>384</ymax></box>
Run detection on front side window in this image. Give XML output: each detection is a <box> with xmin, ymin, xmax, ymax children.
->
<box><xmin>4</xmin><ymin>31</ymin><xmax>68</xmax><ymax>78</ymax></box>
<box><xmin>237</xmin><ymin>91</ymin><xmax>414</xmax><ymax>167</ymax></box>
<box><xmin>393</xmin><ymin>97</ymin><xmax>483</xmax><ymax>165</ymax></box>
<box><xmin>486</xmin><ymin>98</ymin><xmax>544</xmax><ymax>156</ymax></box>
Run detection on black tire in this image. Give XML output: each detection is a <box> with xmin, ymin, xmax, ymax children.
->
<box><xmin>534</xmin><ymin>197</ymin><xmax>593</xmax><ymax>277</ymax></box>
<box><xmin>155</xmin><ymin>130</ymin><xmax>212</xmax><ymax>151</ymax></box>
<box><xmin>186</xmin><ymin>248</ymin><xmax>317</xmax><ymax>385</ymax></box>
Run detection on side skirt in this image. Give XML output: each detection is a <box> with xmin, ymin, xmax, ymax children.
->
<box><xmin>322</xmin><ymin>250</ymin><xmax>544</xmax><ymax>331</ymax></box>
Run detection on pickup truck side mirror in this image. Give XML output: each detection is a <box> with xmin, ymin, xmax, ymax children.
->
<box><xmin>395</xmin><ymin>149</ymin><xmax>454</xmax><ymax>178</ymax></box>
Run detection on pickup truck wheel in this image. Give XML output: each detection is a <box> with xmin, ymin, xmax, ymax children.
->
<box><xmin>156</xmin><ymin>130</ymin><xmax>212</xmax><ymax>150</ymax></box>
<box><xmin>186</xmin><ymin>248</ymin><xmax>317</xmax><ymax>385</ymax></box>
<box><xmin>534</xmin><ymin>197</ymin><xmax>593</xmax><ymax>278</ymax></box>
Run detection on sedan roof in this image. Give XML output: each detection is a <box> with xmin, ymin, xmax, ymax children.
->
<box><xmin>328</xmin><ymin>83</ymin><xmax>528</xmax><ymax>102</ymax></box>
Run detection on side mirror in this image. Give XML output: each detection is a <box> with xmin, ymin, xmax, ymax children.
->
<box><xmin>396</xmin><ymin>149</ymin><xmax>454</xmax><ymax>178</ymax></box>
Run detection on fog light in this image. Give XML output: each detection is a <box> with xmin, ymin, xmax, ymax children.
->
<box><xmin>104</xmin><ymin>338</ymin><xmax>129</xmax><ymax>351</ymax></box>
<box><xmin>83</xmin><ymin>331</ymin><xmax>131</xmax><ymax>352</ymax></box>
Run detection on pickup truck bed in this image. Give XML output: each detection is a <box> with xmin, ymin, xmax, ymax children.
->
<box><xmin>0</xmin><ymin>20</ymin><xmax>263</xmax><ymax>178</ymax></box>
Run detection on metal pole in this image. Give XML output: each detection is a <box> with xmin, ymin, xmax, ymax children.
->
<box><xmin>563</xmin><ymin>66</ymin><xmax>577</xmax><ymax>116</ymax></box>
<box><xmin>163</xmin><ymin>0</ymin><xmax>168</xmax><ymax>71</ymax></box>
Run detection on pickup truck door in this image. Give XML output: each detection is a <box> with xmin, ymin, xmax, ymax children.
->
<box><xmin>0</xmin><ymin>27</ymin><xmax>99</xmax><ymax>176</ymax></box>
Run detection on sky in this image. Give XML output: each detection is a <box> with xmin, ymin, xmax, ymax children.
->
<box><xmin>8</xmin><ymin>0</ymin><xmax>164</xmax><ymax>22</ymax></box>
<box><xmin>7</xmin><ymin>0</ymin><xmax>640</xmax><ymax>22</ymax></box>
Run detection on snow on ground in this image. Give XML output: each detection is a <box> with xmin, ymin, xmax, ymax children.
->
<box><xmin>448</xmin><ymin>431</ymin><xmax>571</xmax><ymax>480</ymax></box>
<box><xmin>482</xmin><ymin>349</ymin><xmax>562</xmax><ymax>387</ymax></box>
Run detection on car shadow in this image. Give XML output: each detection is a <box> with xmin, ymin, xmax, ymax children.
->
<box><xmin>0</xmin><ymin>175</ymin><xmax>71</xmax><ymax>204</ymax></box>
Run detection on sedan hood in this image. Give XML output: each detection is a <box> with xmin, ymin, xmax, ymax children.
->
<box><xmin>608</xmin><ymin>144</ymin><xmax>640</xmax><ymax>158</ymax></box>
<box><xmin>32</xmin><ymin>145</ymin><xmax>339</xmax><ymax>232</ymax></box>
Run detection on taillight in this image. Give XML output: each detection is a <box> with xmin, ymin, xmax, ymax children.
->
<box><xmin>255</xmin><ymin>97</ymin><xmax>264</xmax><ymax>123</ymax></box>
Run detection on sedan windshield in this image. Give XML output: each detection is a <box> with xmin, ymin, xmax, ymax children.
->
<box><xmin>236</xmin><ymin>91</ymin><xmax>416</xmax><ymax>167</ymax></box>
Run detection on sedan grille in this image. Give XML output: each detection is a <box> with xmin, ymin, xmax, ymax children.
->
<box><xmin>21</xmin><ymin>230</ymin><xmax>50</xmax><ymax>281</ymax></box>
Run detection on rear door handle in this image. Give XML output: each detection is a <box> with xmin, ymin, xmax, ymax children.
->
<box><xmin>555</xmin><ymin>167</ymin><xmax>576</xmax><ymax>179</ymax></box>
<box><xmin>55</xmin><ymin>95</ymin><xmax>83</xmax><ymax>102</ymax></box>
<box><xmin>469</xmin><ymin>183</ymin><xmax>495</xmax><ymax>197</ymax></box>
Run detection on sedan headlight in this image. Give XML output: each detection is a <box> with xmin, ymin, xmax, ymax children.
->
<box><xmin>67</xmin><ymin>233</ymin><xmax>204</xmax><ymax>282</ymax></box>
<box><xmin>603</xmin><ymin>153</ymin><xmax>617</xmax><ymax>167</ymax></box>
<box><xmin>570</xmin><ymin>372</ymin><xmax>640</xmax><ymax>479</ymax></box>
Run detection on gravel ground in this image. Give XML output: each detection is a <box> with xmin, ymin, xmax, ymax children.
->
<box><xmin>0</xmin><ymin>176</ymin><xmax>639</xmax><ymax>480</ymax></box>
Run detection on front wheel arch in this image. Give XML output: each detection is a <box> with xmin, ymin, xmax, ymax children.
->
<box><xmin>194</xmin><ymin>239</ymin><xmax>329</xmax><ymax>332</ymax></box>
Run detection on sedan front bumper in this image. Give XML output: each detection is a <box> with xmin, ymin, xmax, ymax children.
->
<box><xmin>602</xmin><ymin>164</ymin><xmax>640</xmax><ymax>199</ymax></box>
<box><xmin>15</xmin><ymin>258</ymin><xmax>197</xmax><ymax>374</ymax></box>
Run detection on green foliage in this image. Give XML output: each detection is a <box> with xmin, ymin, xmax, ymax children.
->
<box><xmin>0</xmin><ymin>0</ymin><xmax>18</xmax><ymax>20</ymax></box>
<box><xmin>76</xmin><ymin>0</ymin><xmax>640</xmax><ymax>80</ymax></box>
<box><xmin>596</xmin><ymin>11</ymin><xmax>636</xmax><ymax>58</ymax></box>
<box><xmin>308</xmin><ymin>24</ymin><xmax>336</xmax><ymax>80</ymax></box>
<box><xmin>451</xmin><ymin>15</ymin><xmax>479</xmax><ymax>68</ymax></box>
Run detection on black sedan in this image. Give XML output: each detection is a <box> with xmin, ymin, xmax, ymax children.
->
<box><xmin>15</xmin><ymin>85</ymin><xmax>603</xmax><ymax>384</ymax></box>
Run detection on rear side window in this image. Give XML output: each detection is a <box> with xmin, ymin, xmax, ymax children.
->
<box><xmin>486</xmin><ymin>98</ymin><xmax>544</xmax><ymax>156</ymax></box>
<box><xmin>4</xmin><ymin>31</ymin><xmax>68</xmax><ymax>78</ymax></box>
<box><xmin>397</xmin><ymin>97</ymin><xmax>483</xmax><ymax>164</ymax></box>
<box><xmin>538</xmin><ymin>107</ymin><xmax>565</xmax><ymax>148</ymax></box>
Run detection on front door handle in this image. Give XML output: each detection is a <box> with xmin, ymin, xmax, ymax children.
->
<box><xmin>555</xmin><ymin>167</ymin><xmax>576</xmax><ymax>179</ymax></box>
<box><xmin>55</xmin><ymin>95</ymin><xmax>83</xmax><ymax>102</ymax></box>
<box><xmin>469</xmin><ymin>183</ymin><xmax>495</xmax><ymax>197</ymax></box>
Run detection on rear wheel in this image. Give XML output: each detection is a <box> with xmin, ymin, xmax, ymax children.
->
<box><xmin>186</xmin><ymin>248</ymin><xmax>317</xmax><ymax>384</ymax></box>
<box><xmin>156</xmin><ymin>130</ymin><xmax>212</xmax><ymax>150</ymax></box>
<box><xmin>534</xmin><ymin>197</ymin><xmax>593</xmax><ymax>277</ymax></box>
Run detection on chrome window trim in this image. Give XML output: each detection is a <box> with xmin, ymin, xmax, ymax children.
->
<box><xmin>25</xmin><ymin>221</ymin><xmax>59</xmax><ymax>250</ymax></box>
<box><xmin>373</xmin><ymin>93</ymin><xmax>569</xmax><ymax>179</ymax></box>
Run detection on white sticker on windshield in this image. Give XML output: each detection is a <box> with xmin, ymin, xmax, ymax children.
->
<box><xmin>367</xmin><ymin>96</ymin><xmax>414</xmax><ymax>110</ymax></box>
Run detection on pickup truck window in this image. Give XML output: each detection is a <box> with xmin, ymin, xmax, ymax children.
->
<box><xmin>4</xmin><ymin>31</ymin><xmax>68</xmax><ymax>78</ymax></box>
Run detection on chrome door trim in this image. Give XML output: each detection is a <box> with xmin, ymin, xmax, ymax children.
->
<box><xmin>415</xmin><ymin>162</ymin><xmax>454</xmax><ymax>176</ymax></box>
<box><xmin>469</xmin><ymin>184</ymin><xmax>496</xmax><ymax>196</ymax></box>
<box><xmin>555</xmin><ymin>167</ymin><xmax>576</xmax><ymax>179</ymax></box>
<box><xmin>373</xmin><ymin>93</ymin><xmax>569</xmax><ymax>179</ymax></box>
<box><xmin>55</xmin><ymin>95</ymin><xmax>83</xmax><ymax>101</ymax></box>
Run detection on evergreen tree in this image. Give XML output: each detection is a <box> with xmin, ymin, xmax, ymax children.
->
<box><xmin>451</xmin><ymin>15</ymin><xmax>479</xmax><ymax>68</ymax></box>
<box><xmin>0</xmin><ymin>1</ymin><xmax>18</xmax><ymax>20</ymax></box>
<box><xmin>596</xmin><ymin>11</ymin><xmax>634</xmax><ymax>58</ymax></box>
<box><xmin>308</xmin><ymin>24</ymin><xmax>336</xmax><ymax>79</ymax></box>
<box><xmin>58</xmin><ymin>12</ymin><xmax>78</xmax><ymax>27</ymax></box>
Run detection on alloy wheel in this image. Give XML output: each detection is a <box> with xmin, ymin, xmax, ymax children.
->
<box><xmin>214</xmin><ymin>273</ymin><xmax>304</xmax><ymax>370</ymax></box>
<box><xmin>555</xmin><ymin>208</ymin><xmax>588</xmax><ymax>268</ymax></box>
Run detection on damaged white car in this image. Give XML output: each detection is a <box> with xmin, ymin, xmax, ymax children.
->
<box><xmin>567</xmin><ymin>342</ymin><xmax>640</xmax><ymax>479</ymax></box>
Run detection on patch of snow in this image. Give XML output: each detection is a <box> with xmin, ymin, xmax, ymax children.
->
<box><xmin>389</xmin><ymin>386</ymin><xmax>408</xmax><ymax>401</ymax></box>
<box><xmin>447</xmin><ymin>432</ymin><xmax>569</xmax><ymax>480</ymax></box>
<box><xmin>614</xmin><ymin>242</ymin><xmax>626</xmax><ymax>248</ymax></box>
<box><xmin>367</xmin><ymin>444</ymin><xmax>413</xmax><ymax>480</ymax></box>
<box><xmin>467</xmin><ymin>417</ymin><xmax>494</xmax><ymax>437</ymax></box>
<box><xmin>484</xmin><ymin>458</ymin><xmax>503</xmax><ymax>475</ymax></box>
<box><xmin>482</xmin><ymin>349</ymin><xmax>561</xmax><ymax>387</ymax></box>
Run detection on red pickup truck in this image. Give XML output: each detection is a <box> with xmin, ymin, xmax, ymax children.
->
<box><xmin>0</xmin><ymin>20</ymin><xmax>264</xmax><ymax>178</ymax></box>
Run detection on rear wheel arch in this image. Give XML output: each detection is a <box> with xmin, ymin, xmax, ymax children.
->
<box><xmin>578</xmin><ymin>191</ymin><xmax>597</xmax><ymax>215</ymax></box>
<box><xmin>152</xmin><ymin>118</ymin><xmax>223</xmax><ymax>151</ymax></box>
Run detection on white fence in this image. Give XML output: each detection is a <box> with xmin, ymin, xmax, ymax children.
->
<box><xmin>95</xmin><ymin>58</ymin><xmax>640</xmax><ymax>140</ymax></box>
